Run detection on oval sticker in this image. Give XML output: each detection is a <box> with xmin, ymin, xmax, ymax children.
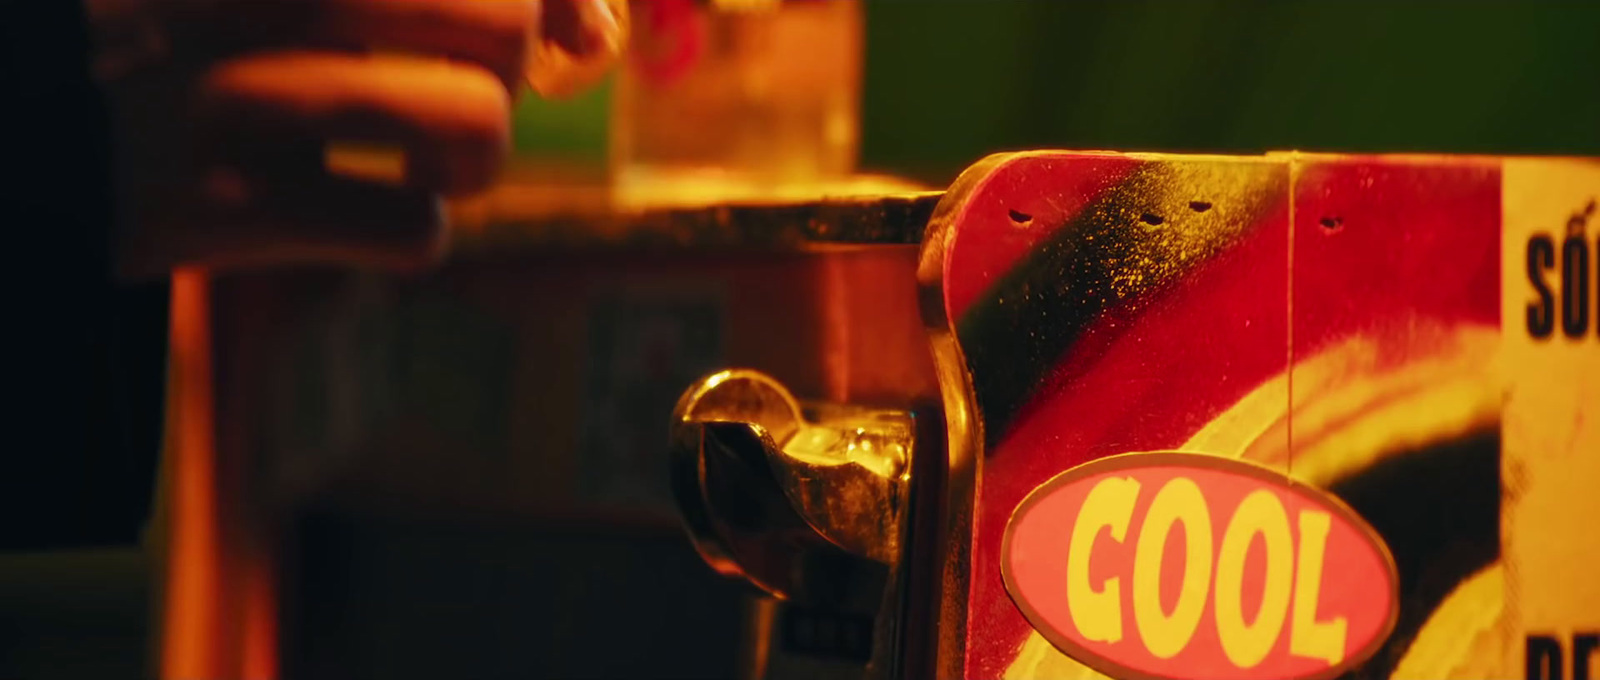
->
<box><xmin>1001</xmin><ymin>452</ymin><xmax>1399</xmax><ymax>680</ymax></box>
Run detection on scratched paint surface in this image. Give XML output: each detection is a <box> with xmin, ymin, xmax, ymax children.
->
<box><xmin>927</xmin><ymin>152</ymin><xmax>1567</xmax><ymax>680</ymax></box>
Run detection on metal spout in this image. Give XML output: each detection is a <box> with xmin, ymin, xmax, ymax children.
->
<box><xmin>668</xmin><ymin>370</ymin><xmax>913</xmax><ymax>605</ymax></box>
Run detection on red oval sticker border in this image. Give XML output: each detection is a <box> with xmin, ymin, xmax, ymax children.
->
<box><xmin>1000</xmin><ymin>451</ymin><xmax>1401</xmax><ymax>680</ymax></box>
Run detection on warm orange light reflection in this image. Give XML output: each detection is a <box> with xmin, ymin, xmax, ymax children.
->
<box><xmin>162</xmin><ymin>269</ymin><xmax>280</xmax><ymax>680</ymax></box>
<box><xmin>162</xmin><ymin>268</ymin><xmax>224</xmax><ymax>680</ymax></box>
<box><xmin>240</xmin><ymin>553</ymin><xmax>280</xmax><ymax>680</ymax></box>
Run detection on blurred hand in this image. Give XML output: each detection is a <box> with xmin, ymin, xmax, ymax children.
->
<box><xmin>90</xmin><ymin>0</ymin><xmax>623</xmax><ymax>278</ymax></box>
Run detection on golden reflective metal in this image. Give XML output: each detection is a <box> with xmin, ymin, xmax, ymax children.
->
<box><xmin>668</xmin><ymin>369</ymin><xmax>913</xmax><ymax>604</ymax></box>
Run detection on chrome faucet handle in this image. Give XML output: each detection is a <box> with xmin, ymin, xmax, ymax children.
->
<box><xmin>669</xmin><ymin>369</ymin><xmax>912</xmax><ymax>608</ymax></box>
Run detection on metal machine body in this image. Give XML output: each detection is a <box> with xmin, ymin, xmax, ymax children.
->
<box><xmin>164</xmin><ymin>151</ymin><xmax>1598</xmax><ymax>679</ymax></box>
<box><xmin>172</xmin><ymin>189</ymin><xmax>943</xmax><ymax>679</ymax></box>
<box><xmin>671</xmin><ymin>151</ymin><xmax>1600</xmax><ymax>680</ymax></box>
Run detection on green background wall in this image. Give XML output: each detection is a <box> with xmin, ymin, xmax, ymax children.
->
<box><xmin>514</xmin><ymin>1</ymin><xmax>1600</xmax><ymax>181</ymax></box>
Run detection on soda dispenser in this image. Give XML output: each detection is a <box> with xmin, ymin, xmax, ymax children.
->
<box><xmin>668</xmin><ymin>151</ymin><xmax>1600</xmax><ymax>680</ymax></box>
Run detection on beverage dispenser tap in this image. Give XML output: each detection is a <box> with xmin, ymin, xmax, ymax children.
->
<box><xmin>670</xmin><ymin>369</ymin><xmax>922</xmax><ymax>679</ymax></box>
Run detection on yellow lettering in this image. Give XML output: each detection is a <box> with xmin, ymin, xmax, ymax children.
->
<box><xmin>1290</xmin><ymin>510</ymin><xmax>1348</xmax><ymax>665</ymax></box>
<box><xmin>1133</xmin><ymin>477</ymin><xmax>1212</xmax><ymax>659</ymax></box>
<box><xmin>1068</xmin><ymin>476</ymin><xmax>1140</xmax><ymax>643</ymax></box>
<box><xmin>1215</xmin><ymin>489</ymin><xmax>1293</xmax><ymax>668</ymax></box>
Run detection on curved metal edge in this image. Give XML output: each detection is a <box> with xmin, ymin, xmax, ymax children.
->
<box><xmin>913</xmin><ymin>151</ymin><xmax>1043</xmax><ymax>679</ymax></box>
<box><xmin>668</xmin><ymin>370</ymin><xmax>806</xmax><ymax>593</ymax></box>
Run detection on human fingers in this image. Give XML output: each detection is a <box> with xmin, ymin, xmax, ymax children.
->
<box><xmin>528</xmin><ymin>0</ymin><xmax>627</xmax><ymax>98</ymax></box>
<box><xmin>541</xmin><ymin>0</ymin><xmax>623</xmax><ymax>58</ymax></box>
<box><xmin>310</xmin><ymin>0</ymin><xmax>624</xmax><ymax>92</ymax></box>
<box><xmin>311</xmin><ymin>0</ymin><xmax>625</xmax><ymax>98</ymax></box>
<box><xmin>302</xmin><ymin>0</ymin><xmax>541</xmax><ymax>94</ymax></box>
<box><xmin>117</xmin><ymin>169</ymin><xmax>446</xmax><ymax>280</ymax></box>
<box><xmin>194</xmin><ymin>51</ymin><xmax>511</xmax><ymax>196</ymax></box>
<box><xmin>160</xmin><ymin>0</ymin><xmax>539</xmax><ymax>94</ymax></box>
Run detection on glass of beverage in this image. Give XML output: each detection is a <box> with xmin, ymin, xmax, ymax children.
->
<box><xmin>609</xmin><ymin>0</ymin><xmax>865</xmax><ymax>208</ymax></box>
